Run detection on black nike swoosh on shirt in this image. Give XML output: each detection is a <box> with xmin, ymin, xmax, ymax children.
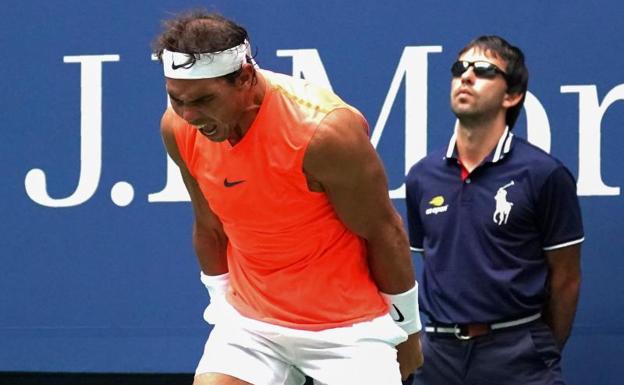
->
<box><xmin>223</xmin><ymin>178</ymin><xmax>246</xmax><ymax>187</ymax></box>
<box><xmin>392</xmin><ymin>304</ymin><xmax>405</xmax><ymax>322</ymax></box>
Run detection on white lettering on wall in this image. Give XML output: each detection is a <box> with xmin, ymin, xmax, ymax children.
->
<box><xmin>148</xmin><ymin>150</ymin><xmax>190</xmax><ymax>202</ymax></box>
<box><xmin>26</xmin><ymin>49</ymin><xmax>620</xmax><ymax>207</ymax></box>
<box><xmin>561</xmin><ymin>84</ymin><xmax>621</xmax><ymax>196</ymax></box>
<box><xmin>523</xmin><ymin>91</ymin><xmax>551</xmax><ymax>153</ymax></box>
<box><xmin>369</xmin><ymin>46</ymin><xmax>443</xmax><ymax>198</ymax></box>
<box><xmin>24</xmin><ymin>55</ymin><xmax>120</xmax><ymax>207</ymax></box>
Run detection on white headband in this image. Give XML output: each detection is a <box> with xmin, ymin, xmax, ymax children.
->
<box><xmin>162</xmin><ymin>40</ymin><xmax>252</xmax><ymax>79</ymax></box>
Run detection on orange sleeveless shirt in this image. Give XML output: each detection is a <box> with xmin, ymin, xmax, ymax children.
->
<box><xmin>174</xmin><ymin>70</ymin><xmax>388</xmax><ymax>330</ymax></box>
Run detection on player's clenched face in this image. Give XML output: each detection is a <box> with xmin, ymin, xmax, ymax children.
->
<box><xmin>166</xmin><ymin>68</ymin><xmax>251</xmax><ymax>143</ymax></box>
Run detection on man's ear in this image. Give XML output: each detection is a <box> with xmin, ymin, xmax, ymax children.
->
<box><xmin>236</xmin><ymin>62</ymin><xmax>255</xmax><ymax>89</ymax></box>
<box><xmin>503</xmin><ymin>91</ymin><xmax>524</xmax><ymax>109</ymax></box>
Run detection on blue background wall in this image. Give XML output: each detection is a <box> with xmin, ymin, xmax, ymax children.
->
<box><xmin>2</xmin><ymin>1</ymin><xmax>623</xmax><ymax>384</ymax></box>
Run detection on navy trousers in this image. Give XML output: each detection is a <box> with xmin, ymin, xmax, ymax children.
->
<box><xmin>410</xmin><ymin>321</ymin><xmax>565</xmax><ymax>385</ymax></box>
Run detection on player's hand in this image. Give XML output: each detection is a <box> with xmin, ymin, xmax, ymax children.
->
<box><xmin>396</xmin><ymin>332</ymin><xmax>423</xmax><ymax>381</ymax></box>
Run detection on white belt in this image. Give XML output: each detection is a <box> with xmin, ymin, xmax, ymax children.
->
<box><xmin>424</xmin><ymin>312</ymin><xmax>541</xmax><ymax>339</ymax></box>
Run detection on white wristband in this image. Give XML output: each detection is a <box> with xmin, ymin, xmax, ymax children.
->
<box><xmin>381</xmin><ymin>282</ymin><xmax>422</xmax><ymax>335</ymax></box>
<box><xmin>200</xmin><ymin>271</ymin><xmax>230</xmax><ymax>300</ymax></box>
<box><xmin>200</xmin><ymin>271</ymin><xmax>230</xmax><ymax>324</ymax></box>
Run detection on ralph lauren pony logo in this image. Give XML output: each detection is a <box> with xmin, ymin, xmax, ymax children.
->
<box><xmin>493</xmin><ymin>181</ymin><xmax>515</xmax><ymax>225</ymax></box>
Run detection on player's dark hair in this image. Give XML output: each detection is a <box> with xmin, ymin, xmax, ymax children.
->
<box><xmin>152</xmin><ymin>10</ymin><xmax>255</xmax><ymax>84</ymax></box>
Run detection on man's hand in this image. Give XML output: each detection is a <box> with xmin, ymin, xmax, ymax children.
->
<box><xmin>397</xmin><ymin>332</ymin><xmax>423</xmax><ymax>380</ymax></box>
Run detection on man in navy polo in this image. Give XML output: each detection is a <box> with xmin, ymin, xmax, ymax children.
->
<box><xmin>405</xmin><ymin>35</ymin><xmax>584</xmax><ymax>385</ymax></box>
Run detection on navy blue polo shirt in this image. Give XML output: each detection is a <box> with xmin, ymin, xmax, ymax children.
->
<box><xmin>405</xmin><ymin>127</ymin><xmax>584</xmax><ymax>324</ymax></box>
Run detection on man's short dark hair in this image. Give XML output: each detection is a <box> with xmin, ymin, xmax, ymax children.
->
<box><xmin>152</xmin><ymin>10</ymin><xmax>255</xmax><ymax>84</ymax></box>
<box><xmin>458</xmin><ymin>35</ymin><xmax>529</xmax><ymax>128</ymax></box>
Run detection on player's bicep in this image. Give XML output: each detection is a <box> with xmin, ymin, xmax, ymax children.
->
<box><xmin>304</xmin><ymin>109</ymin><xmax>395</xmax><ymax>239</ymax></box>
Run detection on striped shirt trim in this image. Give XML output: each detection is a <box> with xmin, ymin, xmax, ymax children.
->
<box><xmin>445</xmin><ymin>122</ymin><xmax>458</xmax><ymax>158</ymax></box>
<box><xmin>445</xmin><ymin>121</ymin><xmax>513</xmax><ymax>163</ymax></box>
<box><xmin>492</xmin><ymin>128</ymin><xmax>513</xmax><ymax>162</ymax></box>
<box><xmin>543</xmin><ymin>237</ymin><xmax>585</xmax><ymax>251</ymax></box>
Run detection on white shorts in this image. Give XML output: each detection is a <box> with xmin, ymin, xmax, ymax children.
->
<box><xmin>196</xmin><ymin>302</ymin><xmax>408</xmax><ymax>385</ymax></box>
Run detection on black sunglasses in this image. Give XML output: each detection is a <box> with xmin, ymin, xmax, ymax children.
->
<box><xmin>451</xmin><ymin>60</ymin><xmax>508</xmax><ymax>80</ymax></box>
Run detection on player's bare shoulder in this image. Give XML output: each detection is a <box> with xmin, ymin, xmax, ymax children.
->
<box><xmin>160</xmin><ymin>108</ymin><xmax>186</xmax><ymax>166</ymax></box>
<box><xmin>310</xmin><ymin>108</ymin><xmax>368</xmax><ymax>149</ymax></box>
<box><xmin>303</xmin><ymin>108</ymin><xmax>377</xmax><ymax>190</ymax></box>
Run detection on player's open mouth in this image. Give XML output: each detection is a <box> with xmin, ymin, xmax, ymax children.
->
<box><xmin>197</xmin><ymin>124</ymin><xmax>217</xmax><ymax>136</ymax></box>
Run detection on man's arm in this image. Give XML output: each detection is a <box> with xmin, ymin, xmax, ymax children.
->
<box><xmin>303</xmin><ymin>108</ymin><xmax>423</xmax><ymax>377</ymax></box>
<box><xmin>160</xmin><ymin>108</ymin><xmax>228</xmax><ymax>275</ymax></box>
<box><xmin>543</xmin><ymin>244</ymin><xmax>582</xmax><ymax>350</ymax></box>
<box><xmin>303</xmin><ymin>108</ymin><xmax>414</xmax><ymax>293</ymax></box>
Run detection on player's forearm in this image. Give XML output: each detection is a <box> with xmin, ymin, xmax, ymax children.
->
<box><xmin>543</xmin><ymin>276</ymin><xmax>581</xmax><ymax>349</ymax></box>
<box><xmin>365</xmin><ymin>219</ymin><xmax>416</xmax><ymax>294</ymax></box>
<box><xmin>193</xmin><ymin>222</ymin><xmax>229</xmax><ymax>275</ymax></box>
<box><xmin>368</xmin><ymin>219</ymin><xmax>423</xmax><ymax>340</ymax></box>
